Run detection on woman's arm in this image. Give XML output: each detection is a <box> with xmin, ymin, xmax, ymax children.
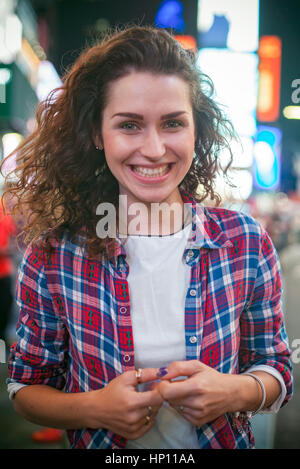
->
<box><xmin>238</xmin><ymin>229</ymin><xmax>293</xmax><ymax>405</ymax></box>
<box><xmin>235</xmin><ymin>370</ymin><xmax>281</xmax><ymax>412</ymax></box>
<box><xmin>13</xmin><ymin>384</ymin><xmax>92</xmax><ymax>429</ymax></box>
<box><xmin>9</xmin><ymin>243</ymin><xmax>163</xmax><ymax>439</ymax></box>
<box><xmin>13</xmin><ymin>368</ymin><xmax>164</xmax><ymax>439</ymax></box>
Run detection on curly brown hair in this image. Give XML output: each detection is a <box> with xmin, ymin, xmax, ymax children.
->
<box><xmin>1</xmin><ymin>25</ymin><xmax>235</xmax><ymax>259</ymax></box>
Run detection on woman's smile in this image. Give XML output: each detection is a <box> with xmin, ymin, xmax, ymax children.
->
<box><xmin>128</xmin><ymin>163</ymin><xmax>174</xmax><ymax>181</ymax></box>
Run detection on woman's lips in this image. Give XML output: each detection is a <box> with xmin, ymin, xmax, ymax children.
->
<box><xmin>128</xmin><ymin>163</ymin><xmax>174</xmax><ymax>183</ymax></box>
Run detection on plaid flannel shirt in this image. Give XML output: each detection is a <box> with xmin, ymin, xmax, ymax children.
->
<box><xmin>7</xmin><ymin>189</ymin><xmax>293</xmax><ymax>449</ymax></box>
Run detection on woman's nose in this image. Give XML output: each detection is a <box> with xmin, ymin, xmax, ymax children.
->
<box><xmin>140</xmin><ymin>129</ymin><xmax>166</xmax><ymax>159</ymax></box>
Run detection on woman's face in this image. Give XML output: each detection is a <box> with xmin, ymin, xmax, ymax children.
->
<box><xmin>98</xmin><ymin>71</ymin><xmax>196</xmax><ymax>209</ymax></box>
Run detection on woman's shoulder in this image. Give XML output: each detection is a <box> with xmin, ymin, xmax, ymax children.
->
<box><xmin>181</xmin><ymin>190</ymin><xmax>264</xmax><ymax>240</ymax></box>
<box><xmin>203</xmin><ymin>204</ymin><xmax>265</xmax><ymax>240</ymax></box>
<box><xmin>22</xmin><ymin>228</ymin><xmax>88</xmax><ymax>266</ymax></box>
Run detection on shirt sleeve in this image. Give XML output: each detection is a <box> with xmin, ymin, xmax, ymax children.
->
<box><xmin>238</xmin><ymin>228</ymin><xmax>293</xmax><ymax>408</ymax></box>
<box><xmin>6</xmin><ymin>242</ymin><xmax>68</xmax><ymax>391</ymax></box>
<box><xmin>243</xmin><ymin>364</ymin><xmax>286</xmax><ymax>413</ymax></box>
<box><xmin>7</xmin><ymin>382</ymin><xmax>28</xmax><ymax>401</ymax></box>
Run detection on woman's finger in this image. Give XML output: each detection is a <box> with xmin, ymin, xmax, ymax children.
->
<box><xmin>136</xmin><ymin>387</ymin><xmax>164</xmax><ymax>409</ymax></box>
<box><xmin>178</xmin><ymin>407</ymin><xmax>203</xmax><ymax>420</ymax></box>
<box><xmin>166</xmin><ymin>394</ymin><xmax>200</xmax><ymax>409</ymax></box>
<box><xmin>166</xmin><ymin>398</ymin><xmax>204</xmax><ymax>418</ymax></box>
<box><xmin>159</xmin><ymin>360</ymin><xmax>207</xmax><ymax>381</ymax></box>
<box><xmin>134</xmin><ymin>417</ymin><xmax>157</xmax><ymax>439</ymax></box>
<box><xmin>123</xmin><ymin>367</ymin><xmax>162</xmax><ymax>387</ymax></box>
<box><xmin>158</xmin><ymin>375</ymin><xmax>201</xmax><ymax>401</ymax></box>
<box><xmin>125</xmin><ymin>412</ymin><xmax>157</xmax><ymax>440</ymax></box>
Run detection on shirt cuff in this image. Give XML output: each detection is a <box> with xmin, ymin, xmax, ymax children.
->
<box><xmin>7</xmin><ymin>382</ymin><xmax>28</xmax><ymax>401</ymax></box>
<box><xmin>243</xmin><ymin>365</ymin><xmax>287</xmax><ymax>413</ymax></box>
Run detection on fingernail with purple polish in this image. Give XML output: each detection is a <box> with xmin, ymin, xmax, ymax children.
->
<box><xmin>157</xmin><ymin>367</ymin><xmax>168</xmax><ymax>377</ymax></box>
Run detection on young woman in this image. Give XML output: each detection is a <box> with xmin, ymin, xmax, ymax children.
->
<box><xmin>3</xmin><ymin>26</ymin><xmax>293</xmax><ymax>449</ymax></box>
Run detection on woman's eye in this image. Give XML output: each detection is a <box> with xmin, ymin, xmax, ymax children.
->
<box><xmin>120</xmin><ymin>122</ymin><xmax>139</xmax><ymax>130</ymax></box>
<box><xmin>165</xmin><ymin>120</ymin><xmax>184</xmax><ymax>128</ymax></box>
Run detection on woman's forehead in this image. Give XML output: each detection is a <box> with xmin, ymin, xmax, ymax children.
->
<box><xmin>103</xmin><ymin>71</ymin><xmax>193</xmax><ymax>114</ymax></box>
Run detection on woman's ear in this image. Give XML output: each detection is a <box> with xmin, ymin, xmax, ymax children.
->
<box><xmin>94</xmin><ymin>134</ymin><xmax>104</xmax><ymax>151</ymax></box>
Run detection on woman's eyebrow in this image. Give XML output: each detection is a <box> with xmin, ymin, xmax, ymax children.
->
<box><xmin>111</xmin><ymin>111</ymin><xmax>187</xmax><ymax>120</ymax></box>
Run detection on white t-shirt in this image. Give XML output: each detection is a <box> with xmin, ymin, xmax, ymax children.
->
<box><xmin>125</xmin><ymin>222</ymin><xmax>200</xmax><ymax>449</ymax></box>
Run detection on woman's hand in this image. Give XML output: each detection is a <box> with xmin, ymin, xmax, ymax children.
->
<box><xmin>85</xmin><ymin>368</ymin><xmax>164</xmax><ymax>440</ymax></box>
<box><xmin>156</xmin><ymin>360</ymin><xmax>241</xmax><ymax>428</ymax></box>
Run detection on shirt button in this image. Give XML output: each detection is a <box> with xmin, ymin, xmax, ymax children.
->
<box><xmin>189</xmin><ymin>336</ymin><xmax>197</xmax><ymax>344</ymax></box>
<box><xmin>123</xmin><ymin>354</ymin><xmax>131</xmax><ymax>363</ymax></box>
<box><xmin>190</xmin><ymin>289</ymin><xmax>197</xmax><ymax>296</ymax></box>
<box><xmin>120</xmin><ymin>307</ymin><xmax>127</xmax><ymax>314</ymax></box>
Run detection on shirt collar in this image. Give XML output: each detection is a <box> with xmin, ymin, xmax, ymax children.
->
<box><xmin>106</xmin><ymin>188</ymin><xmax>233</xmax><ymax>262</ymax></box>
<box><xmin>179</xmin><ymin>188</ymin><xmax>233</xmax><ymax>251</ymax></box>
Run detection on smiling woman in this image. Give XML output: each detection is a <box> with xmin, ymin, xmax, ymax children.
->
<box><xmin>1</xmin><ymin>25</ymin><xmax>293</xmax><ymax>450</ymax></box>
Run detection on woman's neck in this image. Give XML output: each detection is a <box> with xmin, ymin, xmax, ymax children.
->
<box><xmin>117</xmin><ymin>196</ymin><xmax>191</xmax><ymax>237</ymax></box>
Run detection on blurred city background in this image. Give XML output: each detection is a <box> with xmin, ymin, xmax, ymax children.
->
<box><xmin>0</xmin><ymin>0</ymin><xmax>299</xmax><ymax>449</ymax></box>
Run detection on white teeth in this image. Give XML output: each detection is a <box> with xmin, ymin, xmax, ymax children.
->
<box><xmin>132</xmin><ymin>165</ymin><xmax>170</xmax><ymax>177</ymax></box>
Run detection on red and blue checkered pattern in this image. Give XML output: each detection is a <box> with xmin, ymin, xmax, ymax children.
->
<box><xmin>7</xmin><ymin>189</ymin><xmax>293</xmax><ymax>449</ymax></box>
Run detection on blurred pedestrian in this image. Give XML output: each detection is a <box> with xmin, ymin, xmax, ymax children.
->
<box><xmin>2</xmin><ymin>25</ymin><xmax>293</xmax><ymax>449</ymax></box>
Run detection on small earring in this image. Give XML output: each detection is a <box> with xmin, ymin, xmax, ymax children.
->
<box><xmin>95</xmin><ymin>146</ymin><xmax>102</xmax><ymax>150</ymax></box>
